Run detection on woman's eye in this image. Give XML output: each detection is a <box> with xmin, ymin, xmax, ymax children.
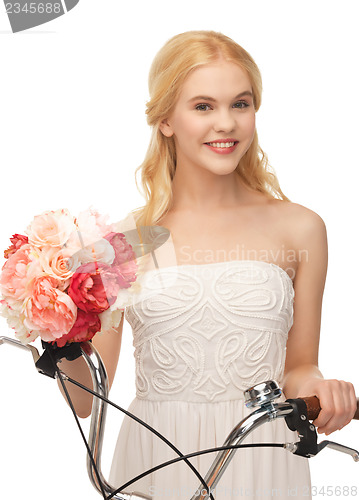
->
<box><xmin>233</xmin><ymin>101</ymin><xmax>249</xmax><ymax>109</ymax></box>
<box><xmin>195</xmin><ymin>103</ymin><xmax>211</xmax><ymax>111</ymax></box>
<box><xmin>195</xmin><ymin>101</ymin><xmax>250</xmax><ymax>111</ymax></box>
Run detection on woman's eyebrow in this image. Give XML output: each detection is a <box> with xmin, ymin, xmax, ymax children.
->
<box><xmin>187</xmin><ymin>91</ymin><xmax>253</xmax><ymax>103</ymax></box>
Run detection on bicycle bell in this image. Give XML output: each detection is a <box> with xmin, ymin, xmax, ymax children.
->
<box><xmin>244</xmin><ymin>380</ymin><xmax>282</xmax><ymax>409</ymax></box>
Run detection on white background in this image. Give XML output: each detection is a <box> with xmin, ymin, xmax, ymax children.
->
<box><xmin>0</xmin><ymin>0</ymin><xmax>358</xmax><ymax>498</ymax></box>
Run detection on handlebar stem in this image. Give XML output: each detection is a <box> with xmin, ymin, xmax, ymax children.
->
<box><xmin>189</xmin><ymin>401</ymin><xmax>294</xmax><ymax>500</ymax></box>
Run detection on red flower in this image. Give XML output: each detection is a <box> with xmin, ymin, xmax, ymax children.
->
<box><xmin>55</xmin><ymin>309</ymin><xmax>101</xmax><ymax>347</ymax></box>
<box><xmin>68</xmin><ymin>261</ymin><xmax>128</xmax><ymax>314</ymax></box>
<box><xmin>4</xmin><ymin>234</ymin><xmax>29</xmax><ymax>259</ymax></box>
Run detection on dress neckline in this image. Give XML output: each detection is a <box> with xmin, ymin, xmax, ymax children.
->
<box><xmin>147</xmin><ymin>259</ymin><xmax>294</xmax><ymax>291</ymax></box>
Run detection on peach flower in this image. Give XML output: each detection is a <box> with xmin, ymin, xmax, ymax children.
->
<box><xmin>25</xmin><ymin>208</ymin><xmax>76</xmax><ymax>248</ymax></box>
<box><xmin>38</xmin><ymin>246</ymin><xmax>80</xmax><ymax>291</ymax></box>
<box><xmin>0</xmin><ymin>244</ymin><xmax>42</xmax><ymax>301</ymax></box>
<box><xmin>23</xmin><ymin>276</ymin><xmax>77</xmax><ymax>342</ymax></box>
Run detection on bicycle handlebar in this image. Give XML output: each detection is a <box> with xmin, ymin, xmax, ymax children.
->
<box><xmin>190</xmin><ymin>381</ymin><xmax>359</xmax><ymax>500</ymax></box>
<box><xmin>301</xmin><ymin>395</ymin><xmax>359</xmax><ymax>421</ymax></box>
<box><xmin>1</xmin><ymin>336</ymin><xmax>358</xmax><ymax>500</ymax></box>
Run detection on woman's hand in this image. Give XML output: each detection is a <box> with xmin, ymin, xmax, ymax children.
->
<box><xmin>296</xmin><ymin>378</ymin><xmax>357</xmax><ymax>435</ymax></box>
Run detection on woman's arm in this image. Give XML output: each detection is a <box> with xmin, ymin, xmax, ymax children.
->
<box><xmin>282</xmin><ymin>207</ymin><xmax>357</xmax><ymax>435</ymax></box>
<box><xmin>56</xmin><ymin>312</ymin><xmax>124</xmax><ymax>418</ymax></box>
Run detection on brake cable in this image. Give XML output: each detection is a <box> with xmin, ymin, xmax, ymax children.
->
<box><xmin>63</xmin><ymin>374</ymin><xmax>284</xmax><ymax>500</ymax></box>
<box><xmin>2</xmin><ymin>337</ymin><xmax>358</xmax><ymax>500</ymax></box>
<box><xmin>42</xmin><ymin>343</ymin><xmax>215</xmax><ymax>500</ymax></box>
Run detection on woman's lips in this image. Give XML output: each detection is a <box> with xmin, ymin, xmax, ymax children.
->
<box><xmin>204</xmin><ymin>141</ymin><xmax>239</xmax><ymax>154</ymax></box>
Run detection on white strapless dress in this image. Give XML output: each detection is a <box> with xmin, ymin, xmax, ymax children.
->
<box><xmin>109</xmin><ymin>260</ymin><xmax>312</xmax><ymax>500</ymax></box>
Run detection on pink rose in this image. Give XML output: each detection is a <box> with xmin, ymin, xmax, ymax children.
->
<box><xmin>112</xmin><ymin>258</ymin><xmax>138</xmax><ymax>286</ymax></box>
<box><xmin>0</xmin><ymin>244</ymin><xmax>41</xmax><ymax>301</ymax></box>
<box><xmin>104</xmin><ymin>232</ymin><xmax>136</xmax><ymax>265</ymax></box>
<box><xmin>104</xmin><ymin>232</ymin><xmax>138</xmax><ymax>285</ymax></box>
<box><xmin>4</xmin><ymin>234</ymin><xmax>29</xmax><ymax>259</ymax></box>
<box><xmin>23</xmin><ymin>276</ymin><xmax>77</xmax><ymax>342</ymax></box>
<box><xmin>68</xmin><ymin>261</ymin><xmax>127</xmax><ymax>314</ymax></box>
<box><xmin>55</xmin><ymin>309</ymin><xmax>101</xmax><ymax>347</ymax></box>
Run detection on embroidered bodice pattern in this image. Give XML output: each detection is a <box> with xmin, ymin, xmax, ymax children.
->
<box><xmin>124</xmin><ymin>260</ymin><xmax>294</xmax><ymax>403</ymax></box>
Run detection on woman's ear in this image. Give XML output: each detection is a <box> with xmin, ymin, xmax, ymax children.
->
<box><xmin>159</xmin><ymin>118</ymin><xmax>174</xmax><ymax>138</ymax></box>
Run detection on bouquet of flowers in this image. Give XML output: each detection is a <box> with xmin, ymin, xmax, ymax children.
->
<box><xmin>0</xmin><ymin>206</ymin><xmax>142</xmax><ymax>348</ymax></box>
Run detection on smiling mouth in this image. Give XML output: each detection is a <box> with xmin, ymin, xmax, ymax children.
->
<box><xmin>205</xmin><ymin>141</ymin><xmax>239</xmax><ymax>148</ymax></box>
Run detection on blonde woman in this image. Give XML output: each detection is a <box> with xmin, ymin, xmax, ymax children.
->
<box><xmin>60</xmin><ymin>30</ymin><xmax>357</xmax><ymax>499</ymax></box>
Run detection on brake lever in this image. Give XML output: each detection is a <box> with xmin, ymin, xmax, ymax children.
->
<box><xmin>316</xmin><ymin>440</ymin><xmax>359</xmax><ymax>461</ymax></box>
<box><xmin>284</xmin><ymin>397</ymin><xmax>359</xmax><ymax>461</ymax></box>
<box><xmin>0</xmin><ymin>335</ymin><xmax>40</xmax><ymax>365</ymax></box>
<box><xmin>284</xmin><ymin>397</ymin><xmax>319</xmax><ymax>458</ymax></box>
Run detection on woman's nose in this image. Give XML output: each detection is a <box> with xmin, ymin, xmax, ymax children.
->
<box><xmin>213</xmin><ymin>109</ymin><xmax>236</xmax><ymax>133</ymax></box>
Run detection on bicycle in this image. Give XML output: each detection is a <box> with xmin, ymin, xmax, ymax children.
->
<box><xmin>1</xmin><ymin>335</ymin><xmax>358</xmax><ymax>500</ymax></box>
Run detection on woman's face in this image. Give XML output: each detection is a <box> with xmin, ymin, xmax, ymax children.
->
<box><xmin>160</xmin><ymin>60</ymin><xmax>256</xmax><ymax>176</ymax></box>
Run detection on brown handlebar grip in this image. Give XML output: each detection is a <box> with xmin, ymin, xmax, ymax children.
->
<box><xmin>301</xmin><ymin>396</ymin><xmax>321</xmax><ymax>420</ymax></box>
<box><xmin>301</xmin><ymin>396</ymin><xmax>359</xmax><ymax>421</ymax></box>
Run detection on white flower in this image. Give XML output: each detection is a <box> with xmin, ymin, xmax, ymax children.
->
<box><xmin>0</xmin><ymin>298</ymin><xmax>39</xmax><ymax>344</ymax></box>
<box><xmin>73</xmin><ymin>206</ymin><xmax>114</xmax><ymax>243</ymax></box>
<box><xmin>64</xmin><ymin>207</ymin><xmax>115</xmax><ymax>258</ymax></box>
<box><xmin>68</xmin><ymin>238</ymin><xmax>115</xmax><ymax>267</ymax></box>
<box><xmin>85</xmin><ymin>205</ymin><xmax>114</xmax><ymax>236</ymax></box>
<box><xmin>98</xmin><ymin>308</ymin><xmax>123</xmax><ymax>334</ymax></box>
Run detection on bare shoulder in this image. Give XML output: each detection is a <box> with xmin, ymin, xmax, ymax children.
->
<box><xmin>269</xmin><ymin>199</ymin><xmax>327</xmax><ymax>239</ymax></box>
<box><xmin>271</xmin><ymin>200</ymin><xmax>328</xmax><ymax>283</ymax></box>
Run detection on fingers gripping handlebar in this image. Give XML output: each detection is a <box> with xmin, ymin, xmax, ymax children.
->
<box><xmin>301</xmin><ymin>395</ymin><xmax>359</xmax><ymax>421</ymax></box>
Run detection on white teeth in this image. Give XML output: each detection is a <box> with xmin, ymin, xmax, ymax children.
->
<box><xmin>207</xmin><ymin>142</ymin><xmax>235</xmax><ymax>148</ymax></box>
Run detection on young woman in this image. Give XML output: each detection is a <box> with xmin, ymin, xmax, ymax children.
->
<box><xmin>60</xmin><ymin>30</ymin><xmax>357</xmax><ymax>499</ymax></box>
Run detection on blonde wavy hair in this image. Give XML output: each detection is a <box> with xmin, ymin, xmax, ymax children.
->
<box><xmin>131</xmin><ymin>30</ymin><xmax>290</xmax><ymax>227</ymax></box>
